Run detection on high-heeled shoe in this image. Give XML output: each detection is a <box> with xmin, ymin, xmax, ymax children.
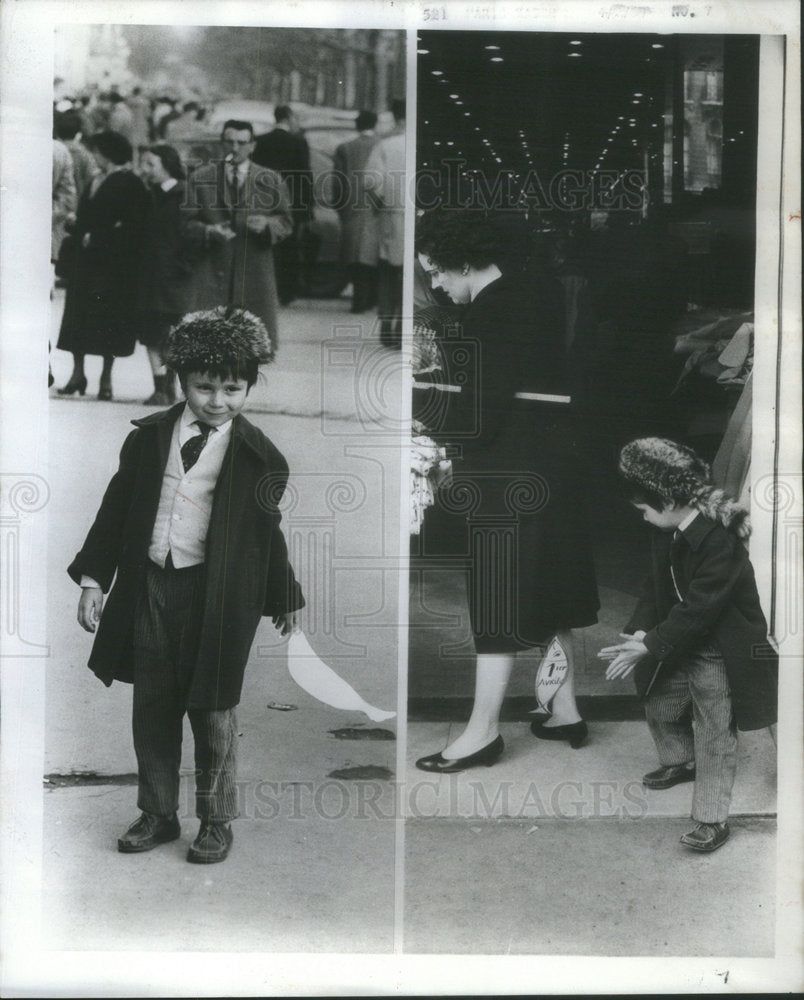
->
<box><xmin>415</xmin><ymin>734</ymin><xmax>504</xmax><ymax>773</ymax></box>
<box><xmin>530</xmin><ymin>719</ymin><xmax>588</xmax><ymax>749</ymax></box>
<box><xmin>98</xmin><ymin>376</ymin><xmax>113</xmax><ymax>401</ymax></box>
<box><xmin>57</xmin><ymin>375</ymin><xmax>87</xmax><ymax>396</ymax></box>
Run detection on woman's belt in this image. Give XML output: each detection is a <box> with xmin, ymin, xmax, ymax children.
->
<box><xmin>514</xmin><ymin>391</ymin><xmax>571</xmax><ymax>404</ymax></box>
<box><xmin>412</xmin><ymin>380</ymin><xmax>571</xmax><ymax>404</ymax></box>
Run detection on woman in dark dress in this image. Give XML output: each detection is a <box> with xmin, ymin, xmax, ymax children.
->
<box><xmin>415</xmin><ymin>210</ymin><xmax>599</xmax><ymax>772</ymax></box>
<box><xmin>137</xmin><ymin>144</ymin><xmax>197</xmax><ymax>405</ymax></box>
<box><xmin>57</xmin><ymin>131</ymin><xmax>148</xmax><ymax>400</ymax></box>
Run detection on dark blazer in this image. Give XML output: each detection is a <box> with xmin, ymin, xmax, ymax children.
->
<box><xmin>68</xmin><ymin>404</ymin><xmax>304</xmax><ymax>710</ymax></box>
<box><xmin>252</xmin><ymin>127</ymin><xmax>313</xmax><ymax>217</ymax></box>
<box><xmin>626</xmin><ymin>515</ymin><xmax>778</xmax><ymax>731</ymax></box>
<box><xmin>137</xmin><ymin>181</ymin><xmax>196</xmax><ymax>316</ymax></box>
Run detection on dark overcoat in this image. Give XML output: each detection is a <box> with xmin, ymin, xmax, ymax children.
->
<box><xmin>183</xmin><ymin>160</ymin><xmax>292</xmax><ymax>341</ymax></box>
<box><xmin>136</xmin><ymin>181</ymin><xmax>196</xmax><ymax>317</ymax></box>
<box><xmin>57</xmin><ymin>168</ymin><xmax>149</xmax><ymax>358</ymax></box>
<box><xmin>68</xmin><ymin>405</ymin><xmax>304</xmax><ymax>710</ymax></box>
<box><xmin>626</xmin><ymin>515</ymin><xmax>778</xmax><ymax>731</ymax></box>
<box><xmin>252</xmin><ymin>128</ymin><xmax>313</xmax><ymax>218</ymax></box>
<box><xmin>431</xmin><ymin>273</ymin><xmax>599</xmax><ymax>652</ymax></box>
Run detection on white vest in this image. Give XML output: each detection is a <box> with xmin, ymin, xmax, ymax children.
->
<box><xmin>148</xmin><ymin>418</ymin><xmax>229</xmax><ymax>568</ymax></box>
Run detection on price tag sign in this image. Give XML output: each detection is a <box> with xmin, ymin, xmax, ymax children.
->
<box><xmin>534</xmin><ymin>636</ymin><xmax>569</xmax><ymax>713</ymax></box>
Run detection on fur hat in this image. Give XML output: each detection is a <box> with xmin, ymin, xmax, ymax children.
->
<box><xmin>163</xmin><ymin>306</ymin><xmax>273</xmax><ymax>371</ymax></box>
<box><xmin>619</xmin><ymin>437</ymin><xmax>751</xmax><ymax>538</ymax></box>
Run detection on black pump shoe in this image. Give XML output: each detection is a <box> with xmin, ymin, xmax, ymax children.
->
<box><xmin>57</xmin><ymin>375</ymin><xmax>87</xmax><ymax>396</ymax></box>
<box><xmin>415</xmin><ymin>734</ymin><xmax>504</xmax><ymax>773</ymax></box>
<box><xmin>530</xmin><ymin>719</ymin><xmax>588</xmax><ymax>749</ymax></box>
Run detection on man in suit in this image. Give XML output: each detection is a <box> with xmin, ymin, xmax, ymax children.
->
<box><xmin>184</xmin><ymin>119</ymin><xmax>293</xmax><ymax>349</ymax></box>
<box><xmin>332</xmin><ymin>110</ymin><xmax>380</xmax><ymax>314</ymax></box>
<box><xmin>252</xmin><ymin>105</ymin><xmax>313</xmax><ymax>305</ymax></box>
<box><xmin>364</xmin><ymin>99</ymin><xmax>406</xmax><ymax>347</ymax></box>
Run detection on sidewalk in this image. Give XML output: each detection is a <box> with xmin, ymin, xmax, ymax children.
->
<box><xmin>50</xmin><ymin>293</ymin><xmax>402</xmax><ymax>425</ymax></box>
<box><xmin>404</xmin><ymin>720</ymin><xmax>776</xmax><ymax>820</ymax></box>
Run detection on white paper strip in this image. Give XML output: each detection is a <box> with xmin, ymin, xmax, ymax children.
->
<box><xmin>286</xmin><ymin>631</ymin><xmax>396</xmax><ymax>722</ymax></box>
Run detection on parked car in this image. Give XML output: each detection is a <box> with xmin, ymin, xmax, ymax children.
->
<box><xmin>170</xmin><ymin>100</ymin><xmax>394</xmax><ymax>299</ymax></box>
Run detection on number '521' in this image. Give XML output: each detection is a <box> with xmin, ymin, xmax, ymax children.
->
<box><xmin>423</xmin><ymin>7</ymin><xmax>447</xmax><ymax>20</ymax></box>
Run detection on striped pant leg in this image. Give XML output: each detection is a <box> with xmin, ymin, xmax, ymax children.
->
<box><xmin>132</xmin><ymin>649</ymin><xmax>185</xmax><ymax>816</ymax></box>
<box><xmin>188</xmin><ymin>708</ymin><xmax>239</xmax><ymax>824</ymax></box>
<box><xmin>687</xmin><ymin>647</ymin><xmax>737</xmax><ymax>824</ymax></box>
<box><xmin>644</xmin><ymin>668</ymin><xmax>695</xmax><ymax>768</ymax></box>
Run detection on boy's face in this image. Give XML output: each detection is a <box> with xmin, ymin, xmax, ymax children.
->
<box><xmin>631</xmin><ymin>501</ymin><xmax>683</xmax><ymax>531</ymax></box>
<box><xmin>184</xmin><ymin>372</ymin><xmax>250</xmax><ymax>427</ymax></box>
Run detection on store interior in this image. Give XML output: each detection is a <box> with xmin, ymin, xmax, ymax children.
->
<box><xmin>409</xmin><ymin>31</ymin><xmax>761</xmax><ymax>718</ymax></box>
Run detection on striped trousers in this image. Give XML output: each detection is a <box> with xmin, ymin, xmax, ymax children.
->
<box><xmin>645</xmin><ymin>644</ymin><xmax>737</xmax><ymax>824</ymax></box>
<box><xmin>132</xmin><ymin>560</ymin><xmax>238</xmax><ymax>824</ymax></box>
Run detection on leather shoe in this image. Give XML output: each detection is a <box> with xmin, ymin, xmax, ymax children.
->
<box><xmin>187</xmin><ymin>822</ymin><xmax>233</xmax><ymax>864</ymax></box>
<box><xmin>415</xmin><ymin>734</ymin><xmax>504</xmax><ymax>773</ymax></box>
<box><xmin>643</xmin><ymin>764</ymin><xmax>696</xmax><ymax>789</ymax></box>
<box><xmin>530</xmin><ymin>720</ymin><xmax>588</xmax><ymax>749</ymax></box>
<box><xmin>117</xmin><ymin>812</ymin><xmax>180</xmax><ymax>853</ymax></box>
<box><xmin>680</xmin><ymin>821</ymin><xmax>730</xmax><ymax>852</ymax></box>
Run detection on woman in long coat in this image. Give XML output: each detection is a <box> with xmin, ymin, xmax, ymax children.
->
<box><xmin>137</xmin><ymin>144</ymin><xmax>196</xmax><ymax>405</ymax></box>
<box><xmin>414</xmin><ymin>210</ymin><xmax>599</xmax><ymax>772</ymax></box>
<box><xmin>56</xmin><ymin>131</ymin><xmax>149</xmax><ymax>400</ymax></box>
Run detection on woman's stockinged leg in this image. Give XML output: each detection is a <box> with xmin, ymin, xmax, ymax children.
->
<box><xmin>147</xmin><ymin>345</ymin><xmax>167</xmax><ymax>376</ymax></box>
<box><xmin>441</xmin><ymin>653</ymin><xmax>516</xmax><ymax>759</ymax></box>
<box><xmin>542</xmin><ymin>628</ymin><xmax>583</xmax><ymax>728</ymax></box>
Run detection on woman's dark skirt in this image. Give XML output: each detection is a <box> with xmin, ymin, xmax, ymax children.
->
<box><xmin>440</xmin><ymin>405</ymin><xmax>599</xmax><ymax>654</ymax></box>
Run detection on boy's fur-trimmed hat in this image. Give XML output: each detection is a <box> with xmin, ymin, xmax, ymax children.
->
<box><xmin>619</xmin><ymin>437</ymin><xmax>711</xmax><ymax>503</ymax></box>
<box><xmin>163</xmin><ymin>307</ymin><xmax>273</xmax><ymax>370</ymax></box>
<box><xmin>619</xmin><ymin>437</ymin><xmax>750</xmax><ymax>538</ymax></box>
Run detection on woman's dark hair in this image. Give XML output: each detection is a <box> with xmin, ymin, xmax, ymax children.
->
<box><xmin>87</xmin><ymin>130</ymin><xmax>133</xmax><ymax>165</ymax></box>
<box><xmin>176</xmin><ymin>361</ymin><xmax>259</xmax><ymax>391</ymax></box>
<box><xmin>146</xmin><ymin>143</ymin><xmax>186</xmax><ymax>180</ymax></box>
<box><xmin>54</xmin><ymin>109</ymin><xmax>82</xmax><ymax>141</ymax></box>
<box><xmin>416</xmin><ymin>208</ymin><xmax>511</xmax><ymax>272</ymax></box>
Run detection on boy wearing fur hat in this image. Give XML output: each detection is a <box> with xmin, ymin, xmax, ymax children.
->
<box><xmin>69</xmin><ymin>307</ymin><xmax>304</xmax><ymax>864</ymax></box>
<box><xmin>599</xmin><ymin>437</ymin><xmax>777</xmax><ymax>852</ymax></box>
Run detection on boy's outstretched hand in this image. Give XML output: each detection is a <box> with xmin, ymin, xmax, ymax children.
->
<box><xmin>78</xmin><ymin>587</ymin><xmax>104</xmax><ymax>632</ymax></box>
<box><xmin>598</xmin><ymin>632</ymin><xmax>648</xmax><ymax>680</ymax></box>
<box><xmin>272</xmin><ymin>611</ymin><xmax>301</xmax><ymax>637</ymax></box>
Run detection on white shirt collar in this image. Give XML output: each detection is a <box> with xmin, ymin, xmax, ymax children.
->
<box><xmin>678</xmin><ymin>508</ymin><xmax>700</xmax><ymax>533</ymax></box>
<box><xmin>160</xmin><ymin>177</ymin><xmax>178</xmax><ymax>192</ymax></box>
<box><xmin>180</xmin><ymin>403</ymin><xmax>233</xmax><ymax>440</ymax></box>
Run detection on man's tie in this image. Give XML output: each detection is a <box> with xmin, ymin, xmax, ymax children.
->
<box><xmin>181</xmin><ymin>423</ymin><xmax>212</xmax><ymax>473</ymax></box>
<box><xmin>226</xmin><ymin>165</ymin><xmax>241</xmax><ymax>207</ymax></box>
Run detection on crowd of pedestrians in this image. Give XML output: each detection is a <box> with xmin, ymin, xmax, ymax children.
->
<box><xmin>51</xmin><ymin>88</ymin><xmax>407</xmax><ymax>402</ymax></box>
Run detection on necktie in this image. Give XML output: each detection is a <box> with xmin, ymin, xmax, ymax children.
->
<box><xmin>180</xmin><ymin>423</ymin><xmax>212</xmax><ymax>473</ymax></box>
<box><xmin>227</xmin><ymin>165</ymin><xmax>241</xmax><ymax>207</ymax></box>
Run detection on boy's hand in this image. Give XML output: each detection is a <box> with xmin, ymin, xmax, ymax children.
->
<box><xmin>78</xmin><ymin>587</ymin><xmax>104</xmax><ymax>632</ymax></box>
<box><xmin>598</xmin><ymin>633</ymin><xmax>648</xmax><ymax>680</ymax></box>
<box><xmin>272</xmin><ymin>611</ymin><xmax>300</xmax><ymax>637</ymax></box>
